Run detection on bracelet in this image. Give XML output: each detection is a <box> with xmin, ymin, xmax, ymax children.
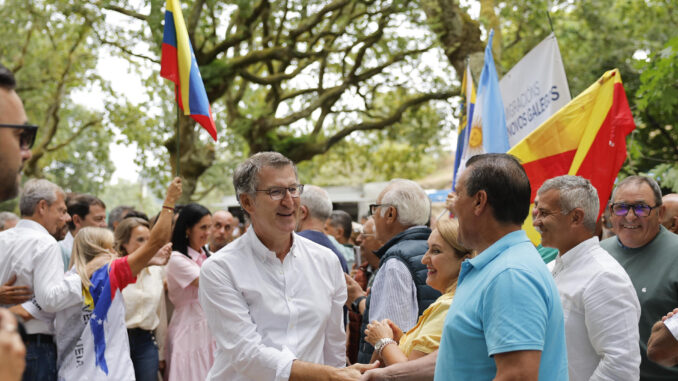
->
<box><xmin>351</xmin><ymin>295</ymin><xmax>367</xmax><ymax>314</ymax></box>
<box><xmin>162</xmin><ymin>205</ymin><xmax>175</xmax><ymax>212</ymax></box>
<box><xmin>374</xmin><ymin>337</ymin><xmax>397</xmax><ymax>358</ymax></box>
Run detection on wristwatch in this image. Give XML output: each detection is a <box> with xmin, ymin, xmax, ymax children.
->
<box><xmin>351</xmin><ymin>295</ymin><xmax>366</xmax><ymax>314</ymax></box>
<box><xmin>374</xmin><ymin>337</ymin><xmax>397</xmax><ymax>357</ymax></box>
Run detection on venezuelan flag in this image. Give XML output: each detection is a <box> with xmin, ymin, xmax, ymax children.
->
<box><xmin>161</xmin><ymin>0</ymin><xmax>217</xmax><ymax>141</ymax></box>
<box><xmin>508</xmin><ymin>69</ymin><xmax>636</xmax><ymax>244</ymax></box>
<box><xmin>453</xmin><ymin>65</ymin><xmax>476</xmax><ymax>188</ymax></box>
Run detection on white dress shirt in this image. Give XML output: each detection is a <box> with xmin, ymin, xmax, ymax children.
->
<box><xmin>369</xmin><ymin>259</ymin><xmax>418</xmax><ymax>332</ymax></box>
<box><xmin>551</xmin><ymin>236</ymin><xmax>641</xmax><ymax>381</ymax></box>
<box><xmin>0</xmin><ymin>219</ymin><xmax>81</xmax><ymax>334</ymax></box>
<box><xmin>199</xmin><ymin>228</ymin><xmax>347</xmax><ymax>381</ymax></box>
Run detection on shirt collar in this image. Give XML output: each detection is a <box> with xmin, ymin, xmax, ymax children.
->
<box><xmin>187</xmin><ymin>245</ymin><xmax>205</xmax><ymax>261</ymax></box>
<box><xmin>553</xmin><ymin>236</ymin><xmax>598</xmax><ymax>271</ymax></box>
<box><xmin>467</xmin><ymin>230</ymin><xmax>530</xmax><ymax>271</ymax></box>
<box><xmin>16</xmin><ymin>219</ymin><xmax>52</xmax><ymax>237</ymax></box>
<box><xmin>245</xmin><ymin>228</ymin><xmax>298</xmax><ymax>262</ymax></box>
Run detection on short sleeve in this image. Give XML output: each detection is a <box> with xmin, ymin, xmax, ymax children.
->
<box><xmin>408</xmin><ymin>304</ymin><xmax>449</xmax><ymax>354</ymax></box>
<box><xmin>168</xmin><ymin>252</ymin><xmax>200</xmax><ymax>289</ymax></box>
<box><xmin>109</xmin><ymin>256</ymin><xmax>137</xmax><ymax>292</ymax></box>
<box><xmin>483</xmin><ymin>268</ymin><xmax>549</xmax><ymax>356</ymax></box>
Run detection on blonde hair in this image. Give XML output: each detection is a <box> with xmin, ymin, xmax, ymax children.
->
<box><xmin>70</xmin><ymin>227</ymin><xmax>115</xmax><ymax>289</ymax></box>
<box><xmin>434</xmin><ymin>217</ymin><xmax>475</xmax><ymax>294</ymax></box>
<box><xmin>436</xmin><ymin>217</ymin><xmax>474</xmax><ymax>259</ymax></box>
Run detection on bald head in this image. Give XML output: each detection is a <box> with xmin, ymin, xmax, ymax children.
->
<box><xmin>661</xmin><ymin>193</ymin><xmax>678</xmax><ymax>233</ymax></box>
<box><xmin>209</xmin><ymin>210</ymin><xmax>237</xmax><ymax>252</ymax></box>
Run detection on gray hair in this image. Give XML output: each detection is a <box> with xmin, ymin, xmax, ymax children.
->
<box><xmin>300</xmin><ymin>185</ymin><xmax>332</xmax><ymax>221</ymax></box>
<box><xmin>611</xmin><ymin>176</ymin><xmax>663</xmax><ymax>206</ymax></box>
<box><xmin>108</xmin><ymin>205</ymin><xmax>134</xmax><ymax>230</ymax></box>
<box><xmin>233</xmin><ymin>152</ymin><xmax>297</xmax><ymax>207</ymax></box>
<box><xmin>19</xmin><ymin>179</ymin><xmax>65</xmax><ymax>217</ymax></box>
<box><xmin>538</xmin><ymin>175</ymin><xmax>599</xmax><ymax>232</ymax></box>
<box><xmin>380</xmin><ymin>179</ymin><xmax>430</xmax><ymax>226</ymax></box>
<box><xmin>328</xmin><ymin>210</ymin><xmax>353</xmax><ymax>240</ymax></box>
<box><xmin>0</xmin><ymin>211</ymin><xmax>19</xmax><ymax>230</ymax></box>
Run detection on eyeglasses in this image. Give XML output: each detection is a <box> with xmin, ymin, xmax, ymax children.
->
<box><xmin>255</xmin><ymin>184</ymin><xmax>304</xmax><ymax>200</ymax></box>
<box><xmin>369</xmin><ymin>203</ymin><xmax>393</xmax><ymax>215</ymax></box>
<box><xmin>610</xmin><ymin>202</ymin><xmax>660</xmax><ymax>217</ymax></box>
<box><xmin>0</xmin><ymin>123</ymin><xmax>38</xmax><ymax>150</ymax></box>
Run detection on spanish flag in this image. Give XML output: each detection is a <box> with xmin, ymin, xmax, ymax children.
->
<box><xmin>508</xmin><ymin>69</ymin><xmax>635</xmax><ymax>244</ymax></box>
<box><xmin>161</xmin><ymin>0</ymin><xmax>217</xmax><ymax>141</ymax></box>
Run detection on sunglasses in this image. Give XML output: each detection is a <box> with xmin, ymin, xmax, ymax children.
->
<box><xmin>610</xmin><ymin>202</ymin><xmax>659</xmax><ymax>217</ymax></box>
<box><xmin>0</xmin><ymin>123</ymin><xmax>38</xmax><ymax>150</ymax></box>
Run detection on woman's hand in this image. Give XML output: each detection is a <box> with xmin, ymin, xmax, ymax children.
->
<box><xmin>164</xmin><ymin>177</ymin><xmax>183</xmax><ymax>206</ymax></box>
<box><xmin>147</xmin><ymin>243</ymin><xmax>172</xmax><ymax>267</ymax></box>
<box><xmin>365</xmin><ymin>319</ymin><xmax>394</xmax><ymax>346</ymax></box>
<box><xmin>385</xmin><ymin>319</ymin><xmax>404</xmax><ymax>342</ymax></box>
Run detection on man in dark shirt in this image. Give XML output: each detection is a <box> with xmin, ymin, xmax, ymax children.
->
<box><xmin>295</xmin><ymin>184</ymin><xmax>349</xmax><ymax>273</ymax></box>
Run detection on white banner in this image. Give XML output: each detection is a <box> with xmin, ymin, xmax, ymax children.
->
<box><xmin>500</xmin><ymin>33</ymin><xmax>571</xmax><ymax>147</ymax></box>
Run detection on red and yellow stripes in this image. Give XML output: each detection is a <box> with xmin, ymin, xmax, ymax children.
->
<box><xmin>508</xmin><ymin>69</ymin><xmax>636</xmax><ymax>244</ymax></box>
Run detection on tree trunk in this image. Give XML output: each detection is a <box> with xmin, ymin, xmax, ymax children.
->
<box><xmin>164</xmin><ymin>114</ymin><xmax>215</xmax><ymax>203</ymax></box>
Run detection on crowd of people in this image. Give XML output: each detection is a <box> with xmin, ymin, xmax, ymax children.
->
<box><xmin>3</xmin><ymin>62</ymin><xmax>678</xmax><ymax>381</ymax></box>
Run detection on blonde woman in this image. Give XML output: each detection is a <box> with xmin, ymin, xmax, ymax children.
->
<box><xmin>52</xmin><ymin>178</ymin><xmax>181</xmax><ymax>380</ymax></box>
<box><xmin>364</xmin><ymin>217</ymin><xmax>473</xmax><ymax>365</ymax></box>
<box><xmin>115</xmin><ymin>217</ymin><xmax>169</xmax><ymax>381</ymax></box>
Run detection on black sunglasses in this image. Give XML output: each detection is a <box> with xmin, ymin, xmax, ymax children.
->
<box><xmin>0</xmin><ymin>123</ymin><xmax>38</xmax><ymax>150</ymax></box>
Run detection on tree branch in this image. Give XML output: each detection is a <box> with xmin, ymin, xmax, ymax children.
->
<box><xmin>102</xmin><ymin>4</ymin><xmax>148</xmax><ymax>21</ymax></box>
<box><xmin>45</xmin><ymin>119</ymin><xmax>101</xmax><ymax>152</ymax></box>
<box><xmin>324</xmin><ymin>90</ymin><xmax>457</xmax><ymax>148</ymax></box>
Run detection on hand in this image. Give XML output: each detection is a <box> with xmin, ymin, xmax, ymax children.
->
<box><xmin>0</xmin><ymin>275</ymin><xmax>32</xmax><ymax>305</ymax></box>
<box><xmin>662</xmin><ymin>308</ymin><xmax>678</xmax><ymax>321</ymax></box>
<box><xmin>332</xmin><ymin>362</ymin><xmax>380</xmax><ymax>381</ymax></box>
<box><xmin>164</xmin><ymin>177</ymin><xmax>183</xmax><ymax>206</ymax></box>
<box><xmin>360</xmin><ymin>365</ymin><xmax>392</xmax><ymax>381</ymax></box>
<box><xmin>158</xmin><ymin>360</ymin><xmax>166</xmax><ymax>372</ymax></box>
<box><xmin>8</xmin><ymin>305</ymin><xmax>33</xmax><ymax>322</ymax></box>
<box><xmin>345</xmin><ymin>273</ymin><xmax>366</xmax><ymax>307</ymax></box>
<box><xmin>386</xmin><ymin>319</ymin><xmax>403</xmax><ymax>342</ymax></box>
<box><xmin>148</xmin><ymin>243</ymin><xmax>172</xmax><ymax>267</ymax></box>
<box><xmin>445</xmin><ymin>192</ymin><xmax>456</xmax><ymax>214</ymax></box>
<box><xmin>365</xmin><ymin>319</ymin><xmax>394</xmax><ymax>346</ymax></box>
<box><xmin>0</xmin><ymin>308</ymin><xmax>25</xmax><ymax>381</ymax></box>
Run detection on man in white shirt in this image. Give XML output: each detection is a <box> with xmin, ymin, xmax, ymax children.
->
<box><xmin>199</xmin><ymin>152</ymin><xmax>376</xmax><ymax>380</ymax></box>
<box><xmin>0</xmin><ymin>178</ymin><xmax>80</xmax><ymax>381</ymax></box>
<box><xmin>533</xmin><ymin>175</ymin><xmax>641</xmax><ymax>380</ymax></box>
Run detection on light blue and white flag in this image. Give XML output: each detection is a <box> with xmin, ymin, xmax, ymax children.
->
<box><xmin>456</xmin><ymin>29</ymin><xmax>509</xmax><ymax>182</ymax></box>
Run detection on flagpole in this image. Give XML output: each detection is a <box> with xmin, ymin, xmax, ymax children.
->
<box><xmin>176</xmin><ymin>85</ymin><xmax>181</xmax><ymax>177</ymax></box>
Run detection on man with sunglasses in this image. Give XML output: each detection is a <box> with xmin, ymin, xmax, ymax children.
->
<box><xmin>0</xmin><ymin>63</ymin><xmax>34</xmax><ymax>202</ymax></box>
<box><xmin>601</xmin><ymin>176</ymin><xmax>678</xmax><ymax>380</ymax></box>
<box><xmin>199</xmin><ymin>152</ymin><xmax>376</xmax><ymax>380</ymax></box>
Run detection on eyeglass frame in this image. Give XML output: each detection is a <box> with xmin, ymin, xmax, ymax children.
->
<box><xmin>254</xmin><ymin>184</ymin><xmax>304</xmax><ymax>200</ymax></box>
<box><xmin>609</xmin><ymin>202</ymin><xmax>660</xmax><ymax>217</ymax></box>
<box><xmin>0</xmin><ymin>123</ymin><xmax>38</xmax><ymax>150</ymax></box>
<box><xmin>369</xmin><ymin>203</ymin><xmax>395</xmax><ymax>216</ymax></box>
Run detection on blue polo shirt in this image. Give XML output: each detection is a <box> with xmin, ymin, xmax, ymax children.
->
<box><xmin>434</xmin><ymin>230</ymin><xmax>567</xmax><ymax>380</ymax></box>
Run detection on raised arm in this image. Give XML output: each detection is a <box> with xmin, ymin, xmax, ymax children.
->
<box><xmin>127</xmin><ymin>178</ymin><xmax>182</xmax><ymax>275</ymax></box>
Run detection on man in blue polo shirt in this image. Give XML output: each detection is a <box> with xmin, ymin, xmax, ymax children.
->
<box><xmin>360</xmin><ymin>153</ymin><xmax>568</xmax><ymax>381</ymax></box>
<box><xmin>436</xmin><ymin>153</ymin><xmax>567</xmax><ymax>380</ymax></box>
